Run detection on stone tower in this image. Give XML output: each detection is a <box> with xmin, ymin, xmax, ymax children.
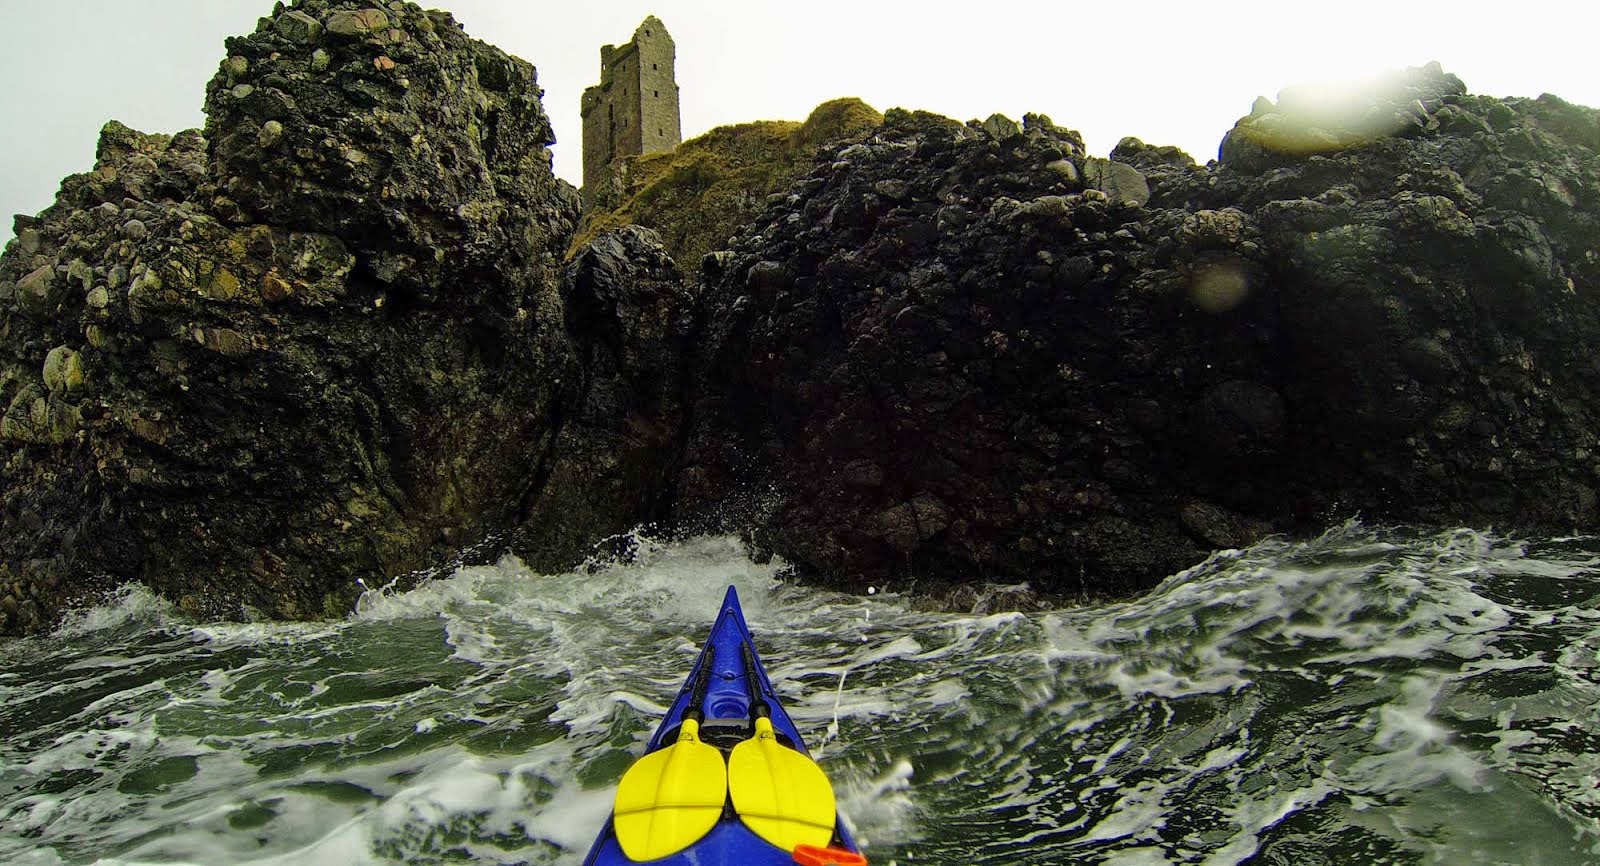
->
<box><xmin>581</xmin><ymin>16</ymin><xmax>682</xmax><ymax>198</ymax></box>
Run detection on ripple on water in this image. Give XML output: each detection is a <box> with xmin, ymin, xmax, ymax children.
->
<box><xmin>2</xmin><ymin>527</ymin><xmax>1599</xmax><ymax>864</ymax></box>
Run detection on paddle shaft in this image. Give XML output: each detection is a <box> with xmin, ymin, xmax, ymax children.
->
<box><xmin>740</xmin><ymin>643</ymin><xmax>771</xmax><ymax>721</ymax></box>
<box><xmin>685</xmin><ymin>644</ymin><xmax>716</xmax><ymax>724</ymax></box>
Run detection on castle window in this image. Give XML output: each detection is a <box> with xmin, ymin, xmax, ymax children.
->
<box><xmin>659</xmin><ymin>129</ymin><xmax>664</xmax><ymax>136</ymax></box>
<box><xmin>652</xmin><ymin>63</ymin><xmax>657</xmax><ymax>70</ymax></box>
<box><xmin>654</xmin><ymin>90</ymin><xmax>659</xmax><ymax>97</ymax></box>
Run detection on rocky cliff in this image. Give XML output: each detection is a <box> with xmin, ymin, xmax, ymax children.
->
<box><xmin>0</xmin><ymin>0</ymin><xmax>597</xmax><ymax>633</ymax></box>
<box><xmin>3</xmin><ymin>2</ymin><xmax>1598</xmax><ymax>636</ymax></box>
<box><xmin>675</xmin><ymin>65</ymin><xmax>1600</xmax><ymax>597</ymax></box>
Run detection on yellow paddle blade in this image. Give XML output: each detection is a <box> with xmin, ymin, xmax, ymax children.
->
<box><xmin>613</xmin><ymin>719</ymin><xmax>728</xmax><ymax>861</ymax></box>
<box><xmin>728</xmin><ymin>717</ymin><xmax>837</xmax><ymax>852</ymax></box>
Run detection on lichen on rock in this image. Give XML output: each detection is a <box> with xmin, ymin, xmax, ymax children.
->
<box><xmin>0</xmin><ymin>0</ymin><xmax>586</xmax><ymax>635</ymax></box>
<box><xmin>4</xmin><ymin>20</ymin><xmax>1600</xmax><ymax>633</ymax></box>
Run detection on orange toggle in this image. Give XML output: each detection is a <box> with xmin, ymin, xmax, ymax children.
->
<box><xmin>793</xmin><ymin>843</ymin><xmax>868</xmax><ymax>866</ymax></box>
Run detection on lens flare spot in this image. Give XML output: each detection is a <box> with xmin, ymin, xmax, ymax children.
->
<box><xmin>1229</xmin><ymin>63</ymin><xmax>1458</xmax><ymax>162</ymax></box>
<box><xmin>1189</xmin><ymin>261</ymin><xmax>1250</xmax><ymax>313</ymax></box>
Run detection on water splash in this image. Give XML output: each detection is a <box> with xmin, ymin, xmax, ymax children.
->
<box><xmin>3</xmin><ymin>527</ymin><xmax>1598</xmax><ymax>864</ymax></box>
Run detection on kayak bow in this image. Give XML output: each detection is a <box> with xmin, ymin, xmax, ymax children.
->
<box><xmin>581</xmin><ymin>586</ymin><xmax>864</xmax><ymax>866</ymax></box>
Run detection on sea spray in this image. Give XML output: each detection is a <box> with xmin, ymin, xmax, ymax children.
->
<box><xmin>2</xmin><ymin>528</ymin><xmax>1598</xmax><ymax>864</ymax></box>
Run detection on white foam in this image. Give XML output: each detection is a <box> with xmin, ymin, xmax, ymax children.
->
<box><xmin>7</xmin><ymin>527</ymin><xmax>1600</xmax><ymax>865</ymax></box>
<box><xmin>51</xmin><ymin>583</ymin><xmax>181</xmax><ymax>637</ymax></box>
<box><xmin>837</xmin><ymin>758</ymin><xmax>917</xmax><ymax>851</ymax></box>
<box><xmin>1100</xmin><ymin>848</ymin><xmax>1176</xmax><ymax>866</ymax></box>
<box><xmin>1078</xmin><ymin>778</ymin><xmax>1169</xmax><ymax>844</ymax></box>
<box><xmin>1203</xmin><ymin>780</ymin><xmax>1336</xmax><ymax>866</ymax></box>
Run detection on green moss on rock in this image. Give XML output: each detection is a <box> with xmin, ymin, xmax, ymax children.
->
<box><xmin>573</xmin><ymin>98</ymin><xmax>883</xmax><ymax>268</ymax></box>
<box><xmin>0</xmin><ymin>0</ymin><xmax>583</xmax><ymax>637</ymax></box>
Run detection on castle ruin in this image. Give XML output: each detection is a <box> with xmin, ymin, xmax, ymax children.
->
<box><xmin>581</xmin><ymin>16</ymin><xmax>682</xmax><ymax>201</ymax></box>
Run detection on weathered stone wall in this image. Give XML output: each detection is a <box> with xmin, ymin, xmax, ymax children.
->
<box><xmin>635</xmin><ymin>20</ymin><xmax>681</xmax><ymax>160</ymax></box>
<box><xmin>581</xmin><ymin>85</ymin><xmax>610</xmax><ymax>192</ymax></box>
<box><xmin>580</xmin><ymin>17</ymin><xmax>682</xmax><ymax>202</ymax></box>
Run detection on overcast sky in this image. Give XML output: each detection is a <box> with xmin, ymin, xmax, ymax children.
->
<box><xmin>3</xmin><ymin>1</ymin><xmax>1598</xmax><ymax>244</ymax></box>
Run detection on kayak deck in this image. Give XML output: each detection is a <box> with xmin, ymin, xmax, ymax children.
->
<box><xmin>581</xmin><ymin>587</ymin><xmax>861</xmax><ymax>865</ymax></box>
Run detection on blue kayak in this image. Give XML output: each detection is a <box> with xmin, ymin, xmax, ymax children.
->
<box><xmin>581</xmin><ymin>586</ymin><xmax>865</xmax><ymax>866</ymax></box>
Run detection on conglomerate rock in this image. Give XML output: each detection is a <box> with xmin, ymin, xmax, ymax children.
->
<box><xmin>4</xmin><ymin>26</ymin><xmax>1600</xmax><ymax>634</ymax></box>
<box><xmin>0</xmin><ymin>1</ymin><xmax>589</xmax><ymax>634</ymax></box>
<box><xmin>676</xmin><ymin>71</ymin><xmax>1600</xmax><ymax>596</ymax></box>
<box><xmin>204</xmin><ymin>0</ymin><xmax>569</xmax><ymax>293</ymax></box>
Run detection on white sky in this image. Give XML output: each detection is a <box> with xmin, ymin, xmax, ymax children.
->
<box><xmin>2</xmin><ymin>1</ymin><xmax>1598</xmax><ymax>244</ymax></box>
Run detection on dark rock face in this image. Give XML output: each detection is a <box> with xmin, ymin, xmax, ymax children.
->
<box><xmin>4</xmin><ymin>28</ymin><xmax>1599</xmax><ymax>635</ymax></box>
<box><xmin>1209</xmin><ymin>83</ymin><xmax>1600</xmax><ymax>531</ymax></box>
<box><xmin>677</xmin><ymin>73</ymin><xmax>1600</xmax><ymax>596</ymax></box>
<box><xmin>205</xmin><ymin>0</ymin><xmax>567</xmax><ymax>293</ymax></box>
<box><xmin>0</xmin><ymin>1</ymin><xmax>586</xmax><ymax>634</ymax></box>
<box><xmin>512</xmin><ymin>225</ymin><xmax>695</xmax><ymax>568</ymax></box>
<box><xmin>678</xmin><ymin>111</ymin><xmax>1248</xmax><ymax>592</ymax></box>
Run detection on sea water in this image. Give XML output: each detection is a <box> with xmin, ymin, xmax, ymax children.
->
<box><xmin>2</xmin><ymin>524</ymin><xmax>1597</xmax><ymax>865</ymax></box>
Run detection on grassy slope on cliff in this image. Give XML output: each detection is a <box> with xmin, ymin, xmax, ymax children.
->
<box><xmin>572</xmin><ymin>98</ymin><xmax>883</xmax><ymax>267</ymax></box>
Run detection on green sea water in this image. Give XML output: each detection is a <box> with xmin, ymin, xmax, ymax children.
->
<box><xmin>3</xmin><ymin>525</ymin><xmax>1598</xmax><ymax>865</ymax></box>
